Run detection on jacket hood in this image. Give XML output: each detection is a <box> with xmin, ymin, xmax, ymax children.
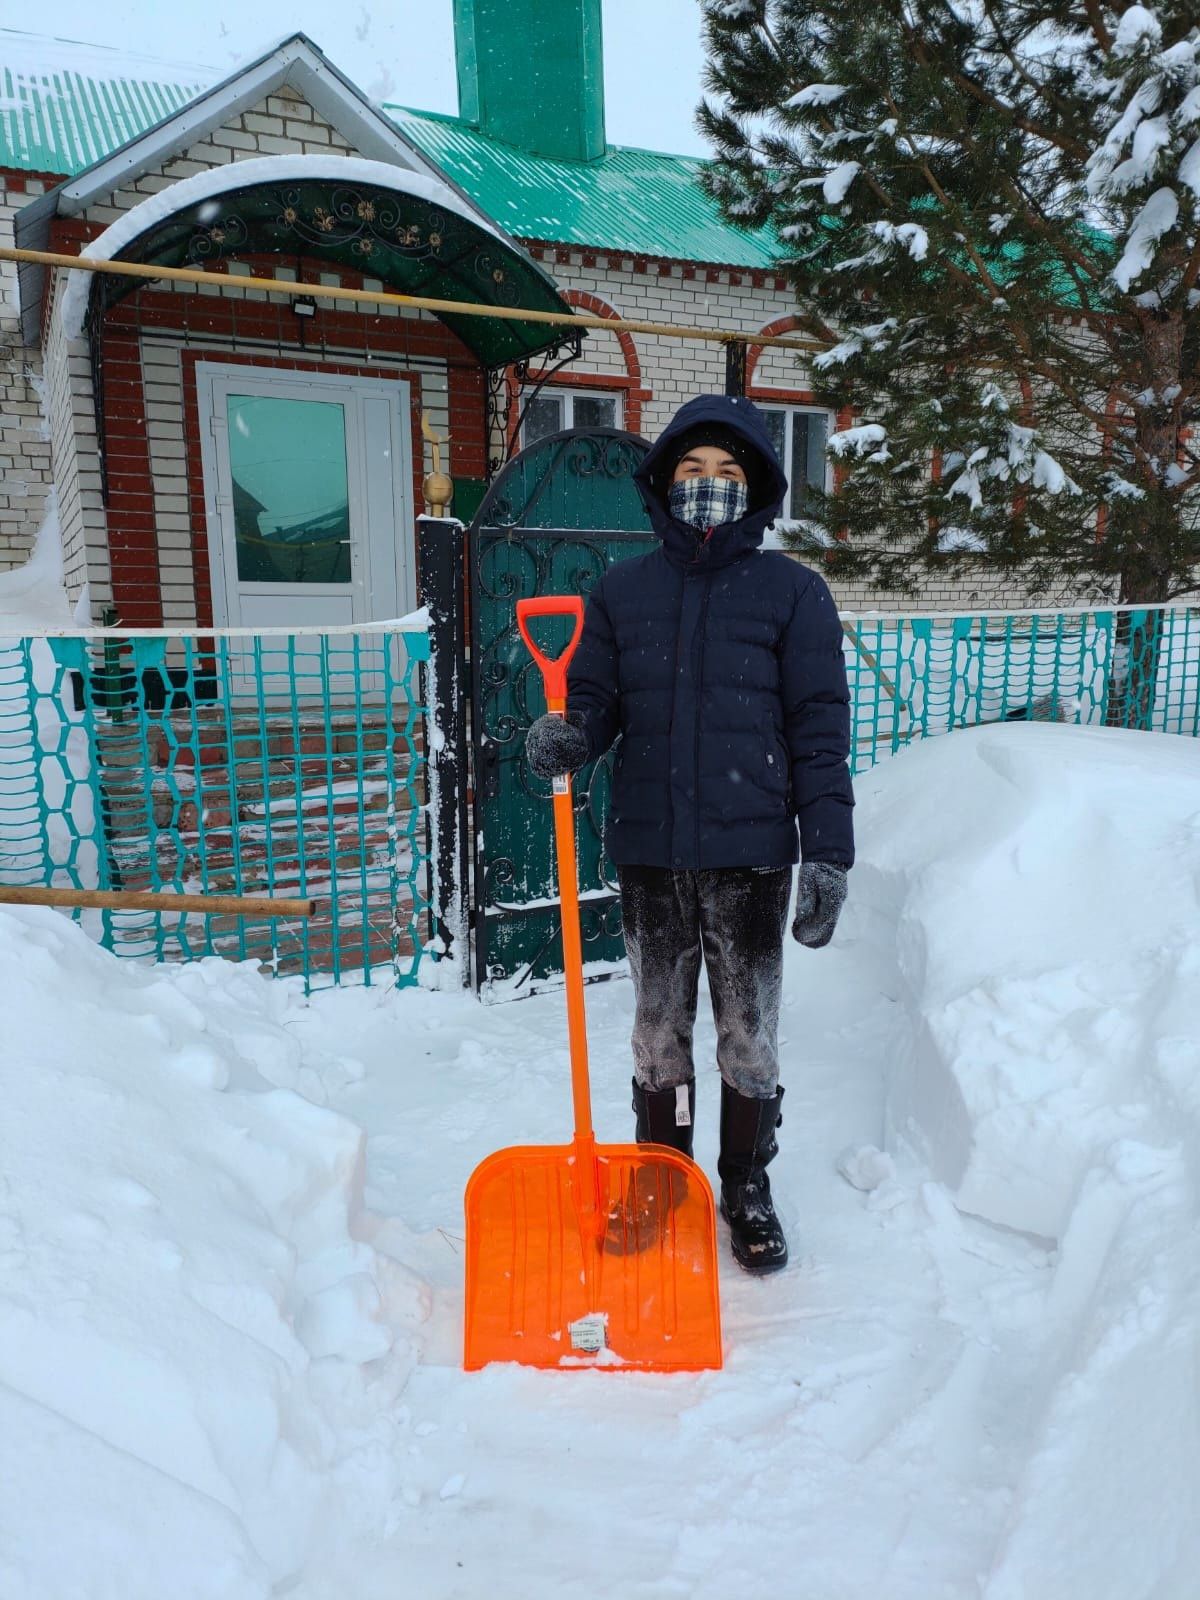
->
<box><xmin>634</xmin><ymin>394</ymin><xmax>788</xmax><ymax>568</ymax></box>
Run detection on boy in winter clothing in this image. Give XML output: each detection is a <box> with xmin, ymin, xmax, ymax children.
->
<box><xmin>525</xmin><ymin>394</ymin><xmax>854</xmax><ymax>1273</ymax></box>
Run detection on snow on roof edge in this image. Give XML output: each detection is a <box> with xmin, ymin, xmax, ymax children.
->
<box><xmin>58</xmin><ymin>153</ymin><xmax>508</xmax><ymax>339</ymax></box>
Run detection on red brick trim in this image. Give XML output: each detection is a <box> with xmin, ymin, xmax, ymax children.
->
<box><xmin>747</xmin><ymin>383</ymin><xmax>823</xmax><ymax>407</ymax></box>
<box><xmin>101</xmin><ymin>329</ymin><xmax>162</xmax><ymax>627</ymax></box>
<box><xmin>521</xmin><ymin>238</ymin><xmax>789</xmax><ymax>291</ymax></box>
<box><xmin>745</xmin><ymin>314</ymin><xmax>824</xmax><ymax>388</ymax></box>
<box><xmin>0</xmin><ymin>166</ymin><xmax>68</xmax><ymax>191</ymax></box>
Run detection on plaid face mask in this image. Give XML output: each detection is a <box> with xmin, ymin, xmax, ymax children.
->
<box><xmin>667</xmin><ymin>475</ymin><xmax>749</xmax><ymax>532</ymax></box>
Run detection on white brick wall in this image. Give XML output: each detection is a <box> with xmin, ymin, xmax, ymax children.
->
<box><xmin>41</xmin><ymin>273</ymin><xmax>112</xmax><ymax>610</ymax></box>
<box><xmin>141</xmin><ymin>342</ymin><xmax>192</xmax><ymax>626</ymax></box>
<box><xmin>0</xmin><ymin>178</ymin><xmax>55</xmax><ymax>564</ymax></box>
<box><xmin>534</xmin><ymin>251</ymin><xmax>816</xmax><ymax>433</ymax></box>
<box><xmin>84</xmin><ymin>96</ymin><xmax>356</xmax><ymax>227</ymax></box>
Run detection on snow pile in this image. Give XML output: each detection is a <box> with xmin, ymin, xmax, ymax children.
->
<box><xmin>853</xmin><ymin>722</ymin><xmax>1200</xmax><ymax>1594</ymax></box>
<box><xmin>858</xmin><ymin>723</ymin><xmax>1199</xmax><ymax>1238</ymax></box>
<box><xmin>0</xmin><ymin>909</ymin><xmax>427</xmax><ymax>1598</ymax></box>
<box><xmin>4</xmin><ymin>721</ymin><xmax>1200</xmax><ymax>1597</ymax></box>
<box><xmin>0</xmin><ymin>492</ymin><xmax>74</xmax><ymax>634</ymax></box>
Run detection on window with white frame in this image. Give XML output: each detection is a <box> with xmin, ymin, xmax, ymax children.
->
<box><xmin>758</xmin><ymin>405</ymin><xmax>833</xmax><ymax>520</ymax></box>
<box><xmin>521</xmin><ymin>386</ymin><xmax>622</xmax><ymax>446</ymax></box>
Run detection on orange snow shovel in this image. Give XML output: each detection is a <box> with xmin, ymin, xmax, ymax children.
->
<box><xmin>463</xmin><ymin>595</ymin><xmax>723</xmax><ymax>1373</ymax></box>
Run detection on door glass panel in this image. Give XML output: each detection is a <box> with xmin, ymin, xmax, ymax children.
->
<box><xmin>227</xmin><ymin>393</ymin><xmax>351</xmax><ymax>583</ymax></box>
<box><xmin>523</xmin><ymin>394</ymin><xmax>565</xmax><ymax>446</ymax></box>
<box><xmin>572</xmin><ymin>394</ymin><xmax>618</xmax><ymax>429</ymax></box>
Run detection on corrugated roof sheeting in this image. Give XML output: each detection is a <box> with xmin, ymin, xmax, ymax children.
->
<box><xmin>0</xmin><ymin>49</ymin><xmax>206</xmax><ymax>176</ymax></box>
<box><xmin>0</xmin><ymin>37</ymin><xmax>781</xmax><ymax>271</ymax></box>
<box><xmin>389</xmin><ymin>109</ymin><xmax>782</xmax><ymax>269</ymax></box>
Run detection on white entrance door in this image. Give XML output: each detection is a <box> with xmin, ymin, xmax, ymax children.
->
<box><xmin>197</xmin><ymin>365</ymin><xmax>414</xmax><ymax>678</ymax></box>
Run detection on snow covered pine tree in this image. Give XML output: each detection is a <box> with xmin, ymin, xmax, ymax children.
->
<box><xmin>698</xmin><ymin>0</ymin><xmax>1200</xmax><ymax>627</ymax></box>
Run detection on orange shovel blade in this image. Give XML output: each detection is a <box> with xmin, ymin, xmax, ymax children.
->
<box><xmin>464</xmin><ymin>1141</ymin><xmax>723</xmax><ymax>1372</ymax></box>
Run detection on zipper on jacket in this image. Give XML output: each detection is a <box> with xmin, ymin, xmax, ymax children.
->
<box><xmin>666</xmin><ymin>577</ymin><xmax>687</xmax><ymax>855</ymax></box>
<box><xmin>693</xmin><ymin>574</ymin><xmax>713</xmax><ymax>867</ymax></box>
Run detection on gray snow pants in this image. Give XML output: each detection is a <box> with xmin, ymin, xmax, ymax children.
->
<box><xmin>617</xmin><ymin>864</ymin><xmax>792</xmax><ymax>1098</ymax></box>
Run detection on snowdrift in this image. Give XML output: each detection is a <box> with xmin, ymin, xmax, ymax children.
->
<box><xmin>857</xmin><ymin>722</ymin><xmax>1200</xmax><ymax>1240</ymax></box>
<box><xmin>851</xmin><ymin>723</ymin><xmax>1200</xmax><ymax>1595</ymax></box>
<box><xmin>0</xmin><ymin>910</ymin><xmax>427</xmax><ymax>1598</ymax></box>
<box><xmin>2</xmin><ymin>720</ymin><xmax>1198</xmax><ymax>1598</ymax></box>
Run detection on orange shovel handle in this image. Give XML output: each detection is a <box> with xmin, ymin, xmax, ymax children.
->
<box><xmin>516</xmin><ymin>594</ymin><xmax>585</xmax><ymax>709</ymax></box>
<box><xmin>516</xmin><ymin>595</ymin><xmax>596</xmax><ymax>1166</ymax></box>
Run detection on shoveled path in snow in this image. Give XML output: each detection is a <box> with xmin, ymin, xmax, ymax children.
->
<box><xmin>288</xmin><ymin>924</ymin><xmax>1055</xmax><ymax>1598</ymax></box>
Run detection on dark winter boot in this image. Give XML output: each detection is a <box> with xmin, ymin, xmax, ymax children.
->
<box><xmin>603</xmin><ymin>1077</ymin><xmax>695</xmax><ymax>1255</ymax></box>
<box><xmin>718</xmin><ymin>1082</ymin><xmax>788</xmax><ymax>1274</ymax></box>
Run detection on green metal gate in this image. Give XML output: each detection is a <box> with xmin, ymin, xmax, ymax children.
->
<box><xmin>468</xmin><ymin>429</ymin><xmax>655</xmax><ymax>996</ymax></box>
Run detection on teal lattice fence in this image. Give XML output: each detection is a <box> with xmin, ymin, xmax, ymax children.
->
<box><xmin>842</xmin><ymin>604</ymin><xmax>1200</xmax><ymax>774</ymax></box>
<box><xmin>1</xmin><ymin>606</ymin><xmax>1196</xmax><ymax>991</ymax></box>
<box><xmin>0</xmin><ymin>626</ymin><xmax>433</xmax><ymax>990</ymax></box>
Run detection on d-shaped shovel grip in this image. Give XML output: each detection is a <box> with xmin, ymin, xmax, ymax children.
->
<box><xmin>516</xmin><ymin>595</ymin><xmax>585</xmax><ymax>709</ymax></box>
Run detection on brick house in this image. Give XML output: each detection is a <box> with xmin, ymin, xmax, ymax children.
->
<box><xmin>0</xmin><ymin>6</ymin><xmax>1039</xmax><ymax>622</ymax></box>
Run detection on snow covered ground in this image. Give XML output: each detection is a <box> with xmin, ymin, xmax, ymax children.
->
<box><xmin>3</xmin><ymin>720</ymin><xmax>1199</xmax><ymax>1598</ymax></box>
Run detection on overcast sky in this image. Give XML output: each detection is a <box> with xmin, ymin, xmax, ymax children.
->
<box><xmin>0</xmin><ymin>0</ymin><xmax>713</xmax><ymax>156</ymax></box>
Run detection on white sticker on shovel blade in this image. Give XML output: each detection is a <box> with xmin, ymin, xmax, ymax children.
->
<box><xmin>568</xmin><ymin>1313</ymin><xmax>608</xmax><ymax>1353</ymax></box>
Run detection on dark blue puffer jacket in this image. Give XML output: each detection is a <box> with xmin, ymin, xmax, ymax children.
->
<box><xmin>567</xmin><ymin>394</ymin><xmax>855</xmax><ymax>871</ymax></box>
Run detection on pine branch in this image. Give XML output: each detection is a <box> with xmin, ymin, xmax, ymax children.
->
<box><xmin>976</xmin><ymin>0</ymin><xmax>1098</xmax><ymax>152</ymax></box>
<box><xmin>878</xmin><ymin>84</ymin><xmax>1007</xmax><ymax>301</ymax></box>
<box><xmin>1081</xmin><ymin>0</ymin><xmax>1115</xmax><ymax>55</ymax></box>
<box><xmin>922</xmin><ymin>6</ymin><xmax>1094</xmax><ymax>164</ymax></box>
<box><xmin>915</xmin><ymin>79</ymin><xmax>1111</xmax><ymax>312</ymax></box>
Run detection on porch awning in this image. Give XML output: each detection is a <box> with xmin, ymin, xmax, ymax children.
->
<box><xmin>44</xmin><ymin>156</ymin><xmax>582</xmax><ymax>367</ymax></box>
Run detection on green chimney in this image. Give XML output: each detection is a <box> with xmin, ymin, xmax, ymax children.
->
<box><xmin>454</xmin><ymin>0</ymin><xmax>606</xmax><ymax>163</ymax></box>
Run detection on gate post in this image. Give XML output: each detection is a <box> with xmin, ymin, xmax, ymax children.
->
<box><xmin>417</xmin><ymin>515</ymin><xmax>472</xmax><ymax>988</ymax></box>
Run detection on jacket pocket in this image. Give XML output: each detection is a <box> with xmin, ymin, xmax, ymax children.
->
<box><xmin>754</xmin><ymin>713</ymin><xmax>791</xmax><ymax>809</ymax></box>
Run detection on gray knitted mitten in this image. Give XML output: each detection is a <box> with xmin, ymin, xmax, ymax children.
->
<box><xmin>526</xmin><ymin>712</ymin><xmax>589</xmax><ymax>780</ymax></box>
<box><xmin>791</xmin><ymin>862</ymin><xmax>848</xmax><ymax>949</ymax></box>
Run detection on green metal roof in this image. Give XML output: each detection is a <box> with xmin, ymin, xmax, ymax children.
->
<box><xmin>0</xmin><ymin>33</ymin><xmax>210</xmax><ymax>176</ymax></box>
<box><xmin>0</xmin><ymin>31</ymin><xmax>780</xmax><ymax>269</ymax></box>
<box><xmin>388</xmin><ymin>108</ymin><xmax>783</xmax><ymax>269</ymax></box>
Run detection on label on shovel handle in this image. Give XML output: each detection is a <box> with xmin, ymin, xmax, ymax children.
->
<box><xmin>568</xmin><ymin>1312</ymin><xmax>608</xmax><ymax>1354</ymax></box>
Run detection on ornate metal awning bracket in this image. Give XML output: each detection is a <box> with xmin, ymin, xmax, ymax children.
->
<box><xmin>485</xmin><ymin>330</ymin><xmax>584</xmax><ymax>480</ymax></box>
<box><xmin>509</xmin><ymin>332</ymin><xmax>584</xmax><ymax>455</ymax></box>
